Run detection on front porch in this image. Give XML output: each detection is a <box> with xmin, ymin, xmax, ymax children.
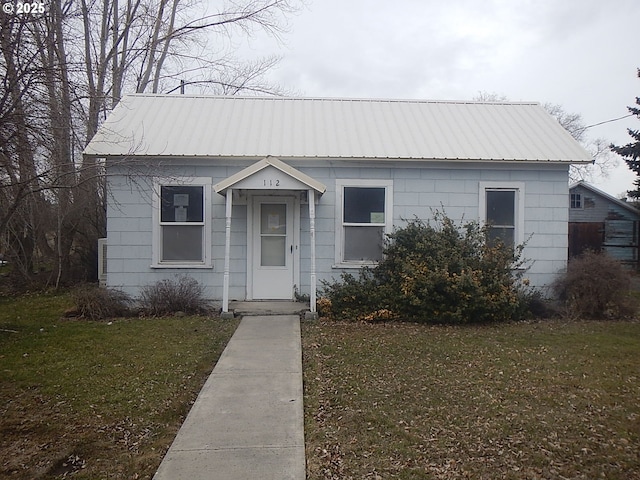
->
<box><xmin>227</xmin><ymin>300</ymin><xmax>316</xmax><ymax>318</ymax></box>
<box><xmin>213</xmin><ymin>157</ymin><xmax>326</xmax><ymax>316</ymax></box>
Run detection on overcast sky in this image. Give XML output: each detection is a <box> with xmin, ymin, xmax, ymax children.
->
<box><xmin>235</xmin><ymin>0</ymin><xmax>639</xmax><ymax>197</ymax></box>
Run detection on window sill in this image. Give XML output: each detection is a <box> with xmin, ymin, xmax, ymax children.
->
<box><xmin>332</xmin><ymin>262</ymin><xmax>378</xmax><ymax>269</ymax></box>
<box><xmin>151</xmin><ymin>263</ymin><xmax>213</xmax><ymax>269</ymax></box>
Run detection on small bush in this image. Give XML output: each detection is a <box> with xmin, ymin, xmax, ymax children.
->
<box><xmin>71</xmin><ymin>284</ymin><xmax>132</xmax><ymax>320</ymax></box>
<box><xmin>553</xmin><ymin>251</ymin><xmax>634</xmax><ymax>319</ymax></box>
<box><xmin>320</xmin><ymin>212</ymin><xmax>531</xmax><ymax>324</ymax></box>
<box><xmin>139</xmin><ymin>275</ymin><xmax>209</xmax><ymax>316</ymax></box>
<box><xmin>319</xmin><ymin>269</ymin><xmax>386</xmax><ymax>321</ymax></box>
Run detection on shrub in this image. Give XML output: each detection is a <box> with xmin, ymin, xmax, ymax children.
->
<box><xmin>553</xmin><ymin>250</ymin><xmax>634</xmax><ymax>319</ymax></box>
<box><xmin>139</xmin><ymin>275</ymin><xmax>209</xmax><ymax>316</ymax></box>
<box><xmin>318</xmin><ymin>269</ymin><xmax>386</xmax><ymax>322</ymax></box>
<box><xmin>320</xmin><ymin>212</ymin><xmax>531</xmax><ymax>324</ymax></box>
<box><xmin>71</xmin><ymin>284</ymin><xmax>132</xmax><ymax>320</ymax></box>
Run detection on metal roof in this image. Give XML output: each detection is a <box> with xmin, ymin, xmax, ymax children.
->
<box><xmin>83</xmin><ymin>94</ymin><xmax>593</xmax><ymax>163</ymax></box>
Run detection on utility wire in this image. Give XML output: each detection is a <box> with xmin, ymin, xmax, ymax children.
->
<box><xmin>583</xmin><ymin>113</ymin><xmax>634</xmax><ymax>130</ymax></box>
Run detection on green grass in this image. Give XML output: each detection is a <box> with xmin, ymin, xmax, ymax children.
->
<box><xmin>5</xmin><ymin>292</ymin><xmax>640</xmax><ymax>479</ymax></box>
<box><xmin>0</xmin><ymin>293</ymin><xmax>238</xmax><ymax>479</ymax></box>
<box><xmin>302</xmin><ymin>320</ymin><xmax>640</xmax><ymax>479</ymax></box>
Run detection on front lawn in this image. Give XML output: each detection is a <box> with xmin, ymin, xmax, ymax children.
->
<box><xmin>302</xmin><ymin>320</ymin><xmax>640</xmax><ymax>479</ymax></box>
<box><xmin>0</xmin><ymin>293</ymin><xmax>238</xmax><ymax>479</ymax></box>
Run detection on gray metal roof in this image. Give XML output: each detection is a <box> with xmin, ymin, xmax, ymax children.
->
<box><xmin>84</xmin><ymin>94</ymin><xmax>592</xmax><ymax>163</ymax></box>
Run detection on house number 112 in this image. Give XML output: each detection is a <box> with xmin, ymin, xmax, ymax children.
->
<box><xmin>263</xmin><ymin>179</ymin><xmax>280</xmax><ymax>187</ymax></box>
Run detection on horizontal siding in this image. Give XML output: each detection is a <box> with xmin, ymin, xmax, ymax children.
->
<box><xmin>570</xmin><ymin>184</ymin><xmax>640</xmax><ymax>223</ymax></box>
<box><xmin>106</xmin><ymin>161</ymin><xmax>569</xmax><ymax>300</ymax></box>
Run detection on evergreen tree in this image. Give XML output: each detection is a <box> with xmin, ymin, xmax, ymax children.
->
<box><xmin>611</xmin><ymin>68</ymin><xmax>640</xmax><ymax>198</ymax></box>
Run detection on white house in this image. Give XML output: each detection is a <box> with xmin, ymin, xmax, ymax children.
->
<box><xmin>84</xmin><ymin>95</ymin><xmax>592</xmax><ymax>316</ymax></box>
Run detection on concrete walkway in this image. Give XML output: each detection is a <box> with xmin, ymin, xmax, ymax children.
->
<box><xmin>153</xmin><ymin>315</ymin><xmax>305</xmax><ymax>480</ymax></box>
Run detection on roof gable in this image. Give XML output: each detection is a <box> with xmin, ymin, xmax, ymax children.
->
<box><xmin>570</xmin><ymin>181</ymin><xmax>640</xmax><ymax>216</ymax></box>
<box><xmin>84</xmin><ymin>95</ymin><xmax>593</xmax><ymax>163</ymax></box>
<box><xmin>214</xmin><ymin>157</ymin><xmax>326</xmax><ymax>194</ymax></box>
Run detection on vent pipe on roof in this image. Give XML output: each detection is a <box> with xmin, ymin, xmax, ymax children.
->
<box><xmin>180</xmin><ymin>79</ymin><xmax>185</xmax><ymax>94</ymax></box>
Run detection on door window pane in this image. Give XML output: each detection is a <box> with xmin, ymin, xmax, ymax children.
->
<box><xmin>344</xmin><ymin>187</ymin><xmax>385</xmax><ymax>223</ymax></box>
<box><xmin>261</xmin><ymin>204</ymin><xmax>287</xmax><ymax>234</ymax></box>
<box><xmin>261</xmin><ymin>237</ymin><xmax>286</xmax><ymax>266</ymax></box>
<box><xmin>344</xmin><ymin>226</ymin><xmax>384</xmax><ymax>261</ymax></box>
<box><xmin>260</xmin><ymin>203</ymin><xmax>287</xmax><ymax>266</ymax></box>
<box><xmin>162</xmin><ymin>225</ymin><xmax>203</xmax><ymax>261</ymax></box>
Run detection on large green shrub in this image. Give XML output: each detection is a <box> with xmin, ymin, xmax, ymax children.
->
<box><xmin>319</xmin><ymin>212</ymin><xmax>531</xmax><ymax>324</ymax></box>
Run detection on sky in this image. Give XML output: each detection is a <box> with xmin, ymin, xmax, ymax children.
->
<box><xmin>234</xmin><ymin>0</ymin><xmax>639</xmax><ymax>198</ymax></box>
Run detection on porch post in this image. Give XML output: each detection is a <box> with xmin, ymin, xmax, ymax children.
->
<box><xmin>222</xmin><ymin>188</ymin><xmax>233</xmax><ymax>316</ymax></box>
<box><xmin>308</xmin><ymin>189</ymin><xmax>317</xmax><ymax>315</ymax></box>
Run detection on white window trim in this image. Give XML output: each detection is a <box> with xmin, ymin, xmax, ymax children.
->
<box><xmin>478</xmin><ymin>181</ymin><xmax>525</xmax><ymax>247</ymax></box>
<box><xmin>152</xmin><ymin>177</ymin><xmax>212</xmax><ymax>268</ymax></box>
<box><xmin>570</xmin><ymin>192</ymin><xmax>583</xmax><ymax>209</ymax></box>
<box><xmin>334</xmin><ymin>179</ymin><xmax>393</xmax><ymax>267</ymax></box>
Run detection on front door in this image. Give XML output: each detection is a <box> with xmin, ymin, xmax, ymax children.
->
<box><xmin>251</xmin><ymin>197</ymin><xmax>295</xmax><ymax>299</ymax></box>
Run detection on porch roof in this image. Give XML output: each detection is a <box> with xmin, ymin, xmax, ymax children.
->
<box><xmin>213</xmin><ymin>156</ymin><xmax>326</xmax><ymax>194</ymax></box>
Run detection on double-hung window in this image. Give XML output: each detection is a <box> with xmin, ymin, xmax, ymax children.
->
<box><xmin>336</xmin><ymin>179</ymin><xmax>393</xmax><ymax>264</ymax></box>
<box><xmin>153</xmin><ymin>177</ymin><xmax>211</xmax><ymax>267</ymax></box>
<box><xmin>479</xmin><ymin>182</ymin><xmax>524</xmax><ymax>248</ymax></box>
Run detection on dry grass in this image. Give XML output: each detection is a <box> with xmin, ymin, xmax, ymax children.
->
<box><xmin>0</xmin><ymin>292</ymin><xmax>238</xmax><ymax>479</ymax></box>
<box><xmin>302</xmin><ymin>319</ymin><xmax>640</xmax><ymax>479</ymax></box>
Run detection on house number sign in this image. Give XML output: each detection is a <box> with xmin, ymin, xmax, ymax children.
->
<box><xmin>263</xmin><ymin>179</ymin><xmax>281</xmax><ymax>187</ymax></box>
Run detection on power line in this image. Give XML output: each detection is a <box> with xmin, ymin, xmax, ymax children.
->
<box><xmin>584</xmin><ymin>113</ymin><xmax>634</xmax><ymax>130</ymax></box>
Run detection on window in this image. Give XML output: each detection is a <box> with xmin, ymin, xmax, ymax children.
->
<box><xmin>153</xmin><ymin>178</ymin><xmax>211</xmax><ymax>267</ymax></box>
<box><xmin>479</xmin><ymin>182</ymin><xmax>524</xmax><ymax>248</ymax></box>
<box><xmin>486</xmin><ymin>190</ymin><xmax>516</xmax><ymax>246</ymax></box>
<box><xmin>336</xmin><ymin>180</ymin><xmax>393</xmax><ymax>264</ymax></box>
<box><xmin>570</xmin><ymin>192</ymin><xmax>582</xmax><ymax>209</ymax></box>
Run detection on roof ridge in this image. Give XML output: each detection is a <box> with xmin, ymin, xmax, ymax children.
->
<box><xmin>124</xmin><ymin>93</ymin><xmax>539</xmax><ymax>106</ymax></box>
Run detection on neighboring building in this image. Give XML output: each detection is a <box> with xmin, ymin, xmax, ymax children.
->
<box><xmin>84</xmin><ymin>95</ymin><xmax>592</xmax><ymax>315</ymax></box>
<box><xmin>569</xmin><ymin>181</ymin><xmax>640</xmax><ymax>267</ymax></box>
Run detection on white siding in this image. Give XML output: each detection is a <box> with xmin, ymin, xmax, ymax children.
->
<box><xmin>106</xmin><ymin>160</ymin><xmax>569</xmax><ymax>299</ymax></box>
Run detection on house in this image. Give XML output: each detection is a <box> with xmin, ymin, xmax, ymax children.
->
<box><xmin>83</xmin><ymin>95</ymin><xmax>592</xmax><ymax>316</ymax></box>
<box><xmin>569</xmin><ymin>181</ymin><xmax>640</xmax><ymax>267</ymax></box>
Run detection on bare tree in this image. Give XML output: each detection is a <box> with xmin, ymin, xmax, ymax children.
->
<box><xmin>543</xmin><ymin>102</ymin><xmax>617</xmax><ymax>183</ymax></box>
<box><xmin>0</xmin><ymin>0</ymin><xmax>301</xmax><ymax>289</ymax></box>
<box><xmin>473</xmin><ymin>93</ymin><xmax>616</xmax><ymax>183</ymax></box>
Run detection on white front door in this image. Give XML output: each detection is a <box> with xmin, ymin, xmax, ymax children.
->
<box><xmin>251</xmin><ymin>197</ymin><xmax>295</xmax><ymax>299</ymax></box>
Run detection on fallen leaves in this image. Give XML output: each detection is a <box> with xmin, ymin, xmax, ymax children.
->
<box><xmin>303</xmin><ymin>320</ymin><xmax>640</xmax><ymax>479</ymax></box>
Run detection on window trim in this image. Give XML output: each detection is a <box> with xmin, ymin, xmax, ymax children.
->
<box><xmin>334</xmin><ymin>179</ymin><xmax>393</xmax><ymax>267</ymax></box>
<box><xmin>570</xmin><ymin>192</ymin><xmax>582</xmax><ymax>209</ymax></box>
<box><xmin>152</xmin><ymin>177</ymin><xmax>212</xmax><ymax>268</ymax></box>
<box><xmin>478</xmin><ymin>182</ymin><xmax>525</xmax><ymax>247</ymax></box>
